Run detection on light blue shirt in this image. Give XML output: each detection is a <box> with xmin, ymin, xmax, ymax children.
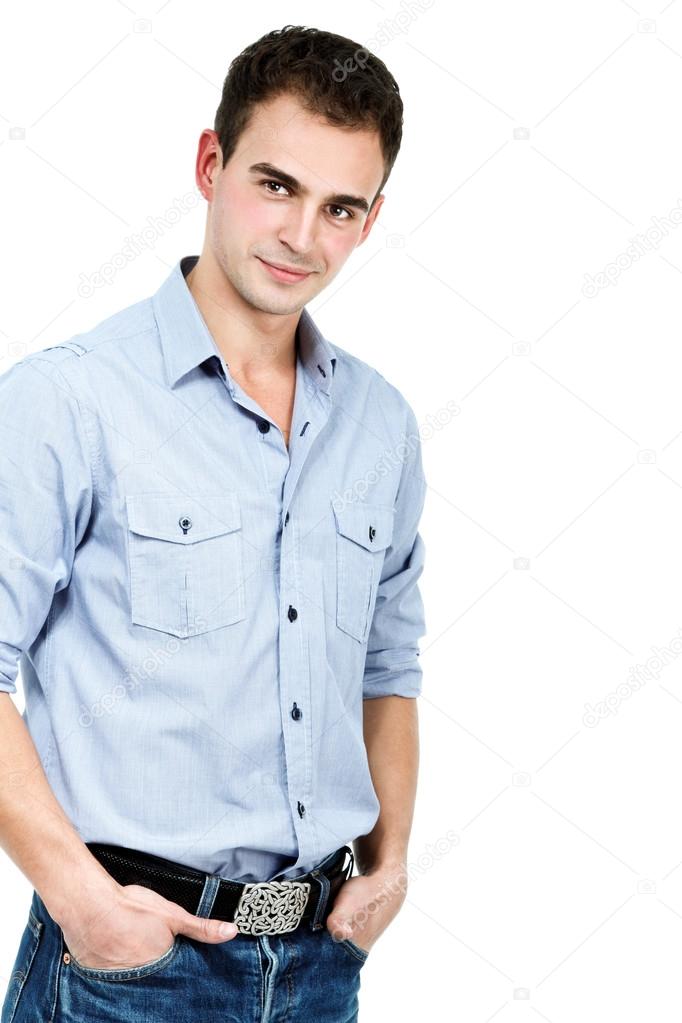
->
<box><xmin>0</xmin><ymin>255</ymin><xmax>427</xmax><ymax>882</ymax></box>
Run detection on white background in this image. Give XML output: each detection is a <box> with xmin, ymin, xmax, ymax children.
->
<box><xmin>2</xmin><ymin>1</ymin><xmax>682</xmax><ymax>1020</ymax></box>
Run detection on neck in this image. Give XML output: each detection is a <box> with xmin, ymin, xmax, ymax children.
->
<box><xmin>184</xmin><ymin>253</ymin><xmax>299</xmax><ymax>383</ymax></box>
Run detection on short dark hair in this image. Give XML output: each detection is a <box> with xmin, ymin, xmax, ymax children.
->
<box><xmin>213</xmin><ymin>25</ymin><xmax>404</xmax><ymax>211</ymax></box>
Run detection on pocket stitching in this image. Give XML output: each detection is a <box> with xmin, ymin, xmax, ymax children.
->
<box><xmin>325</xmin><ymin>927</ymin><xmax>369</xmax><ymax>964</ymax></box>
<box><xmin>6</xmin><ymin>914</ymin><xmax>43</xmax><ymax>1023</ymax></box>
<box><xmin>125</xmin><ymin>492</ymin><xmax>241</xmax><ymax>543</ymax></box>
<box><xmin>67</xmin><ymin>934</ymin><xmax>183</xmax><ymax>982</ymax></box>
<box><xmin>332</xmin><ymin>503</ymin><xmax>395</xmax><ymax>552</ymax></box>
<box><xmin>125</xmin><ymin>491</ymin><xmax>246</xmax><ymax>638</ymax></box>
<box><xmin>340</xmin><ymin>936</ymin><xmax>369</xmax><ymax>962</ymax></box>
<box><xmin>336</xmin><ymin>536</ymin><xmax>373</xmax><ymax>643</ymax></box>
<box><xmin>333</xmin><ymin>503</ymin><xmax>394</xmax><ymax>643</ymax></box>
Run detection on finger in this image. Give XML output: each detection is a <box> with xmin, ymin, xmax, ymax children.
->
<box><xmin>326</xmin><ymin>915</ymin><xmax>353</xmax><ymax>941</ymax></box>
<box><xmin>172</xmin><ymin>909</ymin><xmax>239</xmax><ymax>943</ymax></box>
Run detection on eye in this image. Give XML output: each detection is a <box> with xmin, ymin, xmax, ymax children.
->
<box><xmin>261</xmin><ymin>179</ymin><xmax>290</xmax><ymax>196</ymax></box>
<box><xmin>328</xmin><ymin>205</ymin><xmax>354</xmax><ymax>221</ymax></box>
<box><xmin>260</xmin><ymin>180</ymin><xmax>353</xmax><ymax>220</ymax></box>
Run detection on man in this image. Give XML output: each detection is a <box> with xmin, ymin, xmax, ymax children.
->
<box><xmin>0</xmin><ymin>24</ymin><xmax>426</xmax><ymax>1023</ymax></box>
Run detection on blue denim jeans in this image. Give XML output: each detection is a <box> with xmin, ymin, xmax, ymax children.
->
<box><xmin>1</xmin><ymin>849</ymin><xmax>370</xmax><ymax>1022</ymax></box>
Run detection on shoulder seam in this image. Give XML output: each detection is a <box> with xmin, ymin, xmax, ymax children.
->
<box><xmin>27</xmin><ymin>356</ymin><xmax>99</xmax><ymax>501</ymax></box>
<box><xmin>52</xmin><ymin>325</ymin><xmax>158</xmax><ymax>359</ymax></box>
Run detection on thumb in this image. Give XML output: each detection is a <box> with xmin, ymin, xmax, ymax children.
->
<box><xmin>173</xmin><ymin>908</ymin><xmax>239</xmax><ymax>944</ymax></box>
<box><xmin>326</xmin><ymin>914</ymin><xmax>353</xmax><ymax>942</ymax></box>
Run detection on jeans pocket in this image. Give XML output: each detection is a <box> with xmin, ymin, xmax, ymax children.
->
<box><xmin>2</xmin><ymin>909</ymin><xmax>43</xmax><ymax>1023</ymax></box>
<box><xmin>324</xmin><ymin>926</ymin><xmax>370</xmax><ymax>966</ymax></box>
<box><xmin>339</xmin><ymin>936</ymin><xmax>370</xmax><ymax>963</ymax></box>
<box><xmin>65</xmin><ymin>934</ymin><xmax>184</xmax><ymax>983</ymax></box>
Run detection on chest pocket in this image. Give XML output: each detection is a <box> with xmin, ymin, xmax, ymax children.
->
<box><xmin>332</xmin><ymin>502</ymin><xmax>395</xmax><ymax>643</ymax></box>
<box><xmin>125</xmin><ymin>491</ymin><xmax>245</xmax><ymax>638</ymax></box>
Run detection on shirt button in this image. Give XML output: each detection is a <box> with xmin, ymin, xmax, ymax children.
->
<box><xmin>291</xmin><ymin>702</ymin><xmax>302</xmax><ymax>720</ymax></box>
<box><xmin>369</xmin><ymin>525</ymin><xmax>376</xmax><ymax>542</ymax></box>
<box><xmin>287</xmin><ymin>605</ymin><xmax>298</xmax><ymax>622</ymax></box>
<box><xmin>297</xmin><ymin>801</ymin><xmax>306</xmax><ymax>817</ymax></box>
<box><xmin>284</xmin><ymin>511</ymin><xmax>290</xmax><ymax>526</ymax></box>
<box><xmin>257</xmin><ymin>418</ymin><xmax>270</xmax><ymax>433</ymax></box>
<box><xmin>179</xmin><ymin>516</ymin><xmax>192</xmax><ymax>533</ymax></box>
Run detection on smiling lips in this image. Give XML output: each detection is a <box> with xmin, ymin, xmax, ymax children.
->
<box><xmin>257</xmin><ymin>257</ymin><xmax>313</xmax><ymax>283</ymax></box>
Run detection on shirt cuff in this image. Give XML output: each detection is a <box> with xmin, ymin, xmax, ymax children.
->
<box><xmin>362</xmin><ymin>657</ymin><xmax>422</xmax><ymax>699</ymax></box>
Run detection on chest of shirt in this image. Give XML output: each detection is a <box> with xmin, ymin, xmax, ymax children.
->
<box><xmin>76</xmin><ymin>358</ymin><xmax>403</xmax><ymax>643</ymax></box>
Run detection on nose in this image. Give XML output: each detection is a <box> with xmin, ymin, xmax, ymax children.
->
<box><xmin>278</xmin><ymin>204</ymin><xmax>317</xmax><ymax>257</ymax></box>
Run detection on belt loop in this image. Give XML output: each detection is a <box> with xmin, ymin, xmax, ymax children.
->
<box><xmin>308</xmin><ymin>846</ymin><xmax>354</xmax><ymax>931</ymax></box>
<box><xmin>345</xmin><ymin>846</ymin><xmax>355</xmax><ymax>880</ymax></box>
<box><xmin>196</xmin><ymin>874</ymin><xmax>221</xmax><ymax>918</ymax></box>
<box><xmin>308</xmin><ymin>869</ymin><xmax>331</xmax><ymax>931</ymax></box>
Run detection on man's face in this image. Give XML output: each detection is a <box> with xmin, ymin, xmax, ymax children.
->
<box><xmin>202</xmin><ymin>92</ymin><xmax>386</xmax><ymax>315</ymax></box>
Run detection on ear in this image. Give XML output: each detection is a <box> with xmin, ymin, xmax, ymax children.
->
<box><xmin>356</xmin><ymin>194</ymin><xmax>385</xmax><ymax>247</ymax></box>
<box><xmin>196</xmin><ymin>129</ymin><xmax>222</xmax><ymax>201</ymax></box>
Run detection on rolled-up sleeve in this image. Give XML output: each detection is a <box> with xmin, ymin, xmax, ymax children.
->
<box><xmin>0</xmin><ymin>353</ymin><xmax>93</xmax><ymax>694</ymax></box>
<box><xmin>362</xmin><ymin>401</ymin><xmax>427</xmax><ymax>700</ymax></box>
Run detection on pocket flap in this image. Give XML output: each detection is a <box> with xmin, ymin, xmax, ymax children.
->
<box><xmin>332</xmin><ymin>502</ymin><xmax>395</xmax><ymax>552</ymax></box>
<box><xmin>126</xmin><ymin>491</ymin><xmax>241</xmax><ymax>544</ymax></box>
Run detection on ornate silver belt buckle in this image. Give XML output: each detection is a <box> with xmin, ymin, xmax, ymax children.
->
<box><xmin>234</xmin><ymin>880</ymin><xmax>312</xmax><ymax>936</ymax></box>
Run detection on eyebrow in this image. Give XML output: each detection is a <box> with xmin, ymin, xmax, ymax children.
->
<box><xmin>248</xmin><ymin>162</ymin><xmax>370</xmax><ymax>215</ymax></box>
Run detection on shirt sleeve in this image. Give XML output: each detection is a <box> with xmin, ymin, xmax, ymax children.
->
<box><xmin>362</xmin><ymin>399</ymin><xmax>427</xmax><ymax>700</ymax></box>
<box><xmin>0</xmin><ymin>353</ymin><xmax>94</xmax><ymax>694</ymax></box>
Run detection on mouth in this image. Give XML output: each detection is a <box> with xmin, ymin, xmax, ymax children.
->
<box><xmin>256</xmin><ymin>257</ymin><xmax>313</xmax><ymax>284</ymax></box>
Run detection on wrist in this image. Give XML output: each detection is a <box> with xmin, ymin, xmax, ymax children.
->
<box><xmin>353</xmin><ymin>833</ymin><xmax>409</xmax><ymax>874</ymax></box>
<box><xmin>354</xmin><ymin>846</ymin><xmax>408</xmax><ymax>878</ymax></box>
<box><xmin>361</xmin><ymin>859</ymin><xmax>407</xmax><ymax>878</ymax></box>
<box><xmin>43</xmin><ymin>866</ymin><xmax>121</xmax><ymax>930</ymax></box>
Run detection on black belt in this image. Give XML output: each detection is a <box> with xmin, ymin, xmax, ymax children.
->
<box><xmin>85</xmin><ymin>842</ymin><xmax>353</xmax><ymax>937</ymax></box>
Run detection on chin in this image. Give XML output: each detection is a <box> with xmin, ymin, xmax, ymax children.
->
<box><xmin>246</xmin><ymin>290</ymin><xmax>302</xmax><ymax>316</ymax></box>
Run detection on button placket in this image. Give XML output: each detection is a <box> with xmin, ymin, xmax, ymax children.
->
<box><xmin>276</xmin><ymin>390</ymin><xmax>332</xmax><ymax>869</ymax></box>
<box><xmin>278</xmin><ymin>508</ymin><xmax>313</xmax><ymax>855</ymax></box>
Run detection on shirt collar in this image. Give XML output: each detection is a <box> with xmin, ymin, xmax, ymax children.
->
<box><xmin>152</xmin><ymin>255</ymin><xmax>337</xmax><ymax>396</ymax></box>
